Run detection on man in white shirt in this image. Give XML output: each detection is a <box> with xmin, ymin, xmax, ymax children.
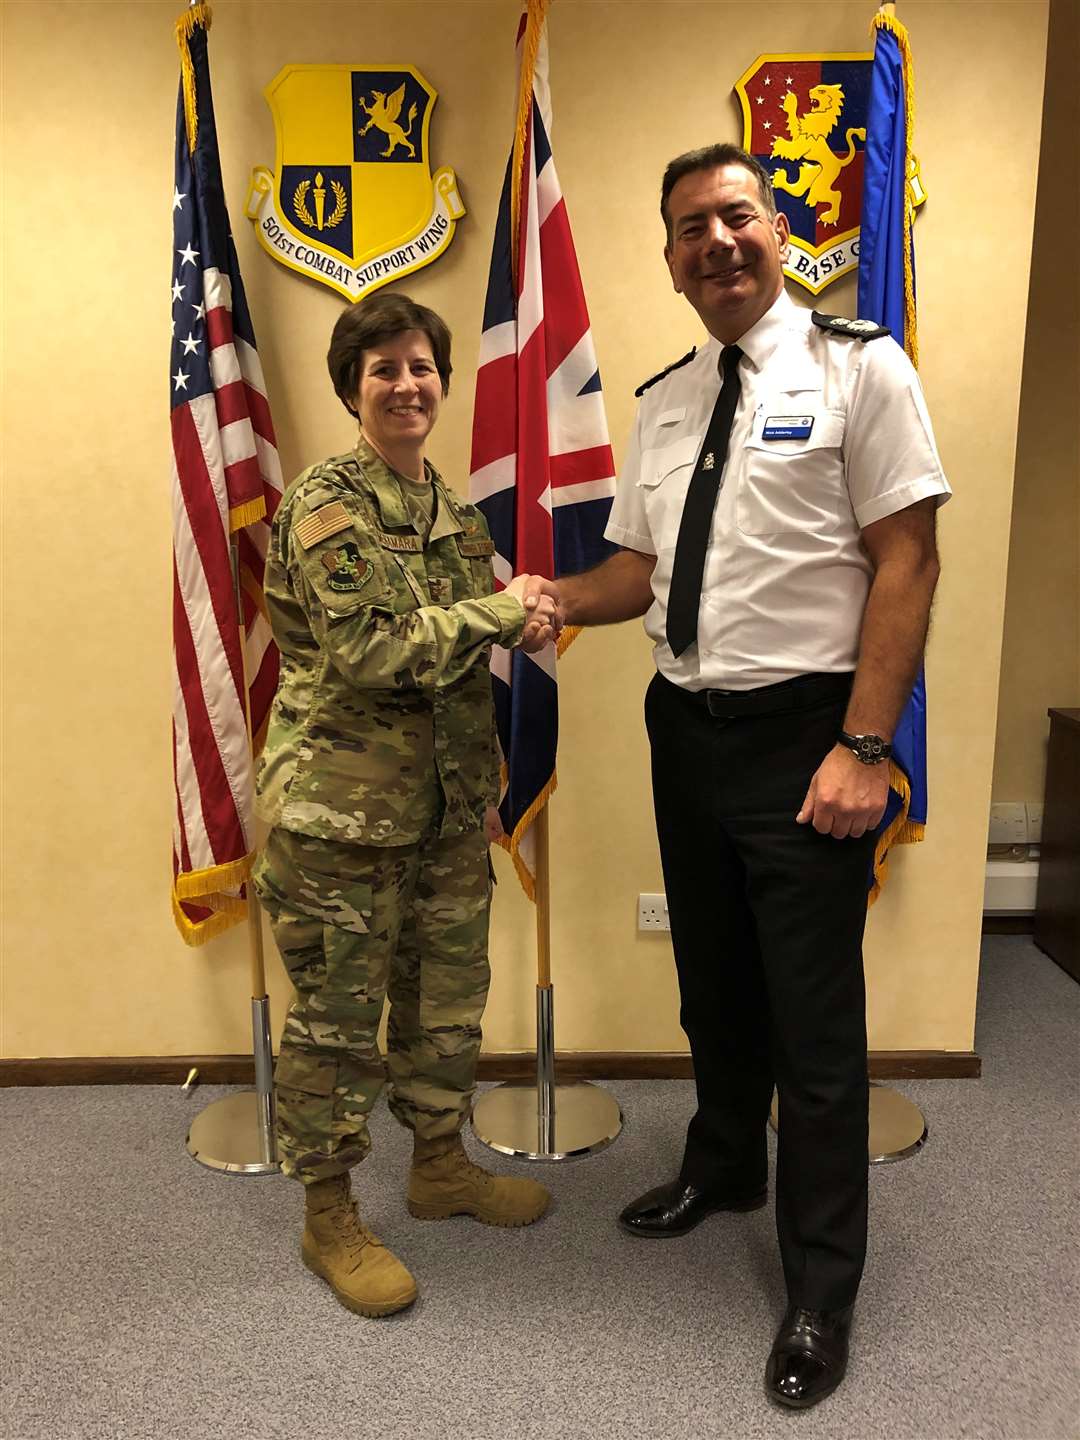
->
<box><xmin>526</xmin><ymin>143</ymin><xmax>949</xmax><ymax>1410</ymax></box>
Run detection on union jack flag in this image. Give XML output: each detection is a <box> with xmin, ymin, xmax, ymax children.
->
<box><xmin>469</xmin><ymin>0</ymin><xmax>616</xmax><ymax>898</ymax></box>
<box><xmin>170</xmin><ymin>4</ymin><xmax>282</xmax><ymax>944</ymax></box>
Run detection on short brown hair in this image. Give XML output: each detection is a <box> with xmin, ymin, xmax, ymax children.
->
<box><xmin>327</xmin><ymin>290</ymin><xmax>452</xmax><ymax>415</ymax></box>
<box><xmin>660</xmin><ymin>144</ymin><xmax>777</xmax><ymax>244</ymax></box>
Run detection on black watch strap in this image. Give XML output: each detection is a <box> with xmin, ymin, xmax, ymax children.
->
<box><xmin>838</xmin><ymin>730</ymin><xmax>892</xmax><ymax>765</ymax></box>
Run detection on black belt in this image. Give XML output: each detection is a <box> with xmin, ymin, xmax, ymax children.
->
<box><xmin>671</xmin><ymin>671</ymin><xmax>854</xmax><ymax>720</ymax></box>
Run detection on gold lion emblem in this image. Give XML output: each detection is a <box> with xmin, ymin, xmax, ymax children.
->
<box><xmin>769</xmin><ymin>84</ymin><xmax>866</xmax><ymax>227</ymax></box>
<box><xmin>357</xmin><ymin>83</ymin><xmax>418</xmax><ymax>159</ymax></box>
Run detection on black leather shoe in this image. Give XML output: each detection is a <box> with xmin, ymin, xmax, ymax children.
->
<box><xmin>617</xmin><ymin>1177</ymin><xmax>766</xmax><ymax>1238</ymax></box>
<box><xmin>764</xmin><ymin>1304</ymin><xmax>853</xmax><ymax>1409</ymax></box>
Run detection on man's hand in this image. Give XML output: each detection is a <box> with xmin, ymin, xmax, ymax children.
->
<box><xmin>505</xmin><ymin>573</ymin><xmax>559</xmax><ymax>652</ymax></box>
<box><xmin>796</xmin><ymin>745</ymin><xmax>890</xmax><ymax>839</ymax></box>
<box><xmin>522</xmin><ymin>576</ymin><xmax>565</xmax><ymax>634</ymax></box>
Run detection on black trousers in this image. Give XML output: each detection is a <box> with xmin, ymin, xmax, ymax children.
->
<box><xmin>645</xmin><ymin>670</ymin><xmax>873</xmax><ymax>1312</ymax></box>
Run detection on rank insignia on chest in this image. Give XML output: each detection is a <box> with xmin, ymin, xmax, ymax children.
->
<box><xmin>702</xmin><ymin>452</ymin><xmax>716</xmax><ymax>471</ymax></box>
<box><xmin>428</xmin><ymin>576</ymin><xmax>453</xmax><ymax>605</ymax></box>
<box><xmin>320</xmin><ymin>541</ymin><xmax>373</xmax><ymax>592</ymax></box>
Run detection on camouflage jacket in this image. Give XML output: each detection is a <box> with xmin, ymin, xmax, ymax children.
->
<box><xmin>256</xmin><ymin>438</ymin><xmax>524</xmax><ymax>846</ymax></box>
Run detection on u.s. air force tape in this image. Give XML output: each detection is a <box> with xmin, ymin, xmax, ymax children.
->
<box><xmin>295</xmin><ymin>501</ymin><xmax>352</xmax><ymax>551</ymax></box>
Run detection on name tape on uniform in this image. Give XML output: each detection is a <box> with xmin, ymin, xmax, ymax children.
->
<box><xmin>762</xmin><ymin>415</ymin><xmax>815</xmax><ymax>441</ymax></box>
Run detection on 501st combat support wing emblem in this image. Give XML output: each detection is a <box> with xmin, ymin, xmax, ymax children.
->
<box><xmin>245</xmin><ymin>64</ymin><xmax>464</xmax><ymax>301</ymax></box>
<box><xmin>734</xmin><ymin>52</ymin><xmax>925</xmax><ymax>296</ymax></box>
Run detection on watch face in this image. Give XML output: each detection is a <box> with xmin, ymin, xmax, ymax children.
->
<box><xmin>860</xmin><ymin>736</ymin><xmax>884</xmax><ymax>760</ymax></box>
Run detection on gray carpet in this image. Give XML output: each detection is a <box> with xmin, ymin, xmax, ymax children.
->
<box><xmin>2</xmin><ymin>935</ymin><xmax>1078</xmax><ymax>1440</ymax></box>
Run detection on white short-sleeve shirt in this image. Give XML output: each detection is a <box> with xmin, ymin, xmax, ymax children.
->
<box><xmin>605</xmin><ymin>288</ymin><xmax>951</xmax><ymax>691</ymax></box>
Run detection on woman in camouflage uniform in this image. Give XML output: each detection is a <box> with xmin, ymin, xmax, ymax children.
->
<box><xmin>254</xmin><ymin>292</ymin><xmax>556</xmax><ymax>1317</ymax></box>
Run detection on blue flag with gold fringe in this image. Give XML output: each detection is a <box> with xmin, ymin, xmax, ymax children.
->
<box><xmin>858</xmin><ymin>10</ymin><xmax>926</xmax><ymax>900</ymax></box>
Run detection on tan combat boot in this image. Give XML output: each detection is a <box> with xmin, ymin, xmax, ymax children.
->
<box><xmin>302</xmin><ymin>1173</ymin><xmax>417</xmax><ymax>1317</ymax></box>
<box><xmin>407</xmin><ymin>1134</ymin><xmax>550</xmax><ymax>1227</ymax></box>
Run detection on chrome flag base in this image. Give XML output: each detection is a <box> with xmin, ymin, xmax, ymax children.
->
<box><xmin>472</xmin><ymin>984</ymin><xmax>622</xmax><ymax>1161</ymax></box>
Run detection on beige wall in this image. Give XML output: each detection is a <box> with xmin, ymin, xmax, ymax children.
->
<box><xmin>1</xmin><ymin>0</ymin><xmax>1051</xmax><ymax>1060</ymax></box>
<box><xmin>991</xmin><ymin>0</ymin><xmax>1080</xmax><ymax>806</ymax></box>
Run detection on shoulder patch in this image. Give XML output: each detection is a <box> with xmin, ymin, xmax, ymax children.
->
<box><xmin>635</xmin><ymin>347</ymin><xmax>697</xmax><ymax>398</ymax></box>
<box><xmin>319</xmin><ymin>541</ymin><xmax>374</xmax><ymax>593</ymax></box>
<box><xmin>811</xmin><ymin>312</ymin><xmax>890</xmax><ymax>342</ymax></box>
<box><xmin>294</xmin><ymin>501</ymin><xmax>352</xmax><ymax>551</ymax></box>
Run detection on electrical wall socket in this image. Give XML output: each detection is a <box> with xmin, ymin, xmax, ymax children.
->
<box><xmin>1024</xmin><ymin>802</ymin><xmax>1044</xmax><ymax>845</ymax></box>
<box><xmin>988</xmin><ymin>803</ymin><xmax>1027</xmax><ymax>846</ymax></box>
<box><xmin>638</xmin><ymin>893</ymin><xmax>670</xmax><ymax>931</ymax></box>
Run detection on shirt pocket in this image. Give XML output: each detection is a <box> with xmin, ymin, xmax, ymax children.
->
<box><xmin>636</xmin><ymin>434</ymin><xmax>703</xmax><ymax>538</ymax></box>
<box><xmin>737</xmin><ymin>408</ymin><xmax>846</xmax><ymax>537</ymax></box>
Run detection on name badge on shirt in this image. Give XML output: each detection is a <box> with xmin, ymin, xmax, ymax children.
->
<box><xmin>761</xmin><ymin>415</ymin><xmax>815</xmax><ymax>441</ymax></box>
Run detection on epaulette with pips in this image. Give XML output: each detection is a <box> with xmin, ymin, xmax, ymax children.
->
<box><xmin>634</xmin><ymin>347</ymin><xmax>697</xmax><ymax>398</ymax></box>
<box><xmin>811</xmin><ymin>312</ymin><xmax>890</xmax><ymax>341</ymax></box>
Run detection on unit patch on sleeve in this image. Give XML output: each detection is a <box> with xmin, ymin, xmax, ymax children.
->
<box><xmin>295</xmin><ymin>500</ymin><xmax>353</xmax><ymax>551</ymax></box>
<box><xmin>320</xmin><ymin>541</ymin><xmax>374</xmax><ymax>592</ymax></box>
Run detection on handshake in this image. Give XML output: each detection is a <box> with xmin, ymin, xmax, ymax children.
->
<box><xmin>504</xmin><ymin>573</ymin><xmax>564</xmax><ymax>654</ymax></box>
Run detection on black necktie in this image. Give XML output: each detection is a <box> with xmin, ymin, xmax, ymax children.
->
<box><xmin>665</xmin><ymin>345</ymin><xmax>743</xmax><ymax>658</ymax></box>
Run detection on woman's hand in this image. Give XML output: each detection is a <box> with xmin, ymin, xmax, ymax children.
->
<box><xmin>483</xmin><ymin>806</ymin><xmax>505</xmax><ymax>843</ymax></box>
<box><xmin>506</xmin><ymin>573</ymin><xmax>559</xmax><ymax>653</ymax></box>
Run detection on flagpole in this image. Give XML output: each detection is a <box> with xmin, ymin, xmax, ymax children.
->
<box><xmin>185</xmin><ymin>537</ymin><xmax>279</xmax><ymax>1176</ymax></box>
<box><xmin>534</xmin><ymin>807</ymin><xmax>556</xmax><ymax>1151</ymax></box>
<box><xmin>772</xmin><ymin>0</ymin><xmax>927</xmax><ymax>1166</ymax></box>
<box><xmin>469</xmin><ymin>0</ymin><xmax>620</xmax><ymax>1162</ymax></box>
<box><xmin>474</xmin><ymin>788</ymin><xmax>622</xmax><ymax>1161</ymax></box>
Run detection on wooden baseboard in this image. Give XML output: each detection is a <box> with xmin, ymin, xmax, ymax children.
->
<box><xmin>0</xmin><ymin>1049</ymin><xmax>981</xmax><ymax>1087</ymax></box>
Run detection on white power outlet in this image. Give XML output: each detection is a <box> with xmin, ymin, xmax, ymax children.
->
<box><xmin>988</xmin><ymin>803</ymin><xmax>1027</xmax><ymax>846</ymax></box>
<box><xmin>1025</xmin><ymin>802</ymin><xmax>1044</xmax><ymax>845</ymax></box>
<box><xmin>638</xmin><ymin>893</ymin><xmax>670</xmax><ymax>931</ymax></box>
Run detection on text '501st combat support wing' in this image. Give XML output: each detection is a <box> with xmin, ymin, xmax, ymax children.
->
<box><xmin>246</xmin><ymin>64</ymin><xmax>464</xmax><ymax>301</ymax></box>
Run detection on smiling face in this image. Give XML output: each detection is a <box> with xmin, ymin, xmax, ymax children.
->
<box><xmin>353</xmin><ymin>329</ymin><xmax>443</xmax><ymax>459</ymax></box>
<box><xmin>664</xmin><ymin>163</ymin><xmax>790</xmax><ymax>344</ymax></box>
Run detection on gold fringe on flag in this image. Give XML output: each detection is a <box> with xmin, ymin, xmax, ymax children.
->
<box><xmin>870</xmin><ymin>9</ymin><xmax>918</xmax><ymax>368</ymax></box>
<box><xmin>229</xmin><ymin>496</ymin><xmax>267</xmax><ymax>532</ymax></box>
<box><xmin>510</xmin><ymin>0</ymin><xmax>550</xmax><ymax>289</ymax></box>
<box><xmin>867</xmin><ymin>759</ymin><xmax>926</xmax><ymax>906</ymax></box>
<box><xmin>175</xmin><ymin>2</ymin><xmax>213</xmax><ymax>155</ymax></box>
<box><xmin>496</xmin><ymin>770</ymin><xmax>559</xmax><ymax>902</ymax></box>
<box><xmin>172</xmin><ymin>851</ymin><xmax>252</xmax><ymax>945</ymax></box>
<box><xmin>492</xmin><ymin>618</ymin><xmax>589</xmax><ymax>900</ymax></box>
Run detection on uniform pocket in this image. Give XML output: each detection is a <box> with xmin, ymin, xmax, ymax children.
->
<box><xmin>737</xmin><ymin>411</ymin><xmax>846</xmax><ymax>537</ymax></box>
<box><xmin>274</xmin><ymin>1051</ymin><xmax>337</xmax><ymax>1149</ymax></box>
<box><xmin>636</xmin><ymin>434</ymin><xmax>703</xmax><ymax>535</ymax></box>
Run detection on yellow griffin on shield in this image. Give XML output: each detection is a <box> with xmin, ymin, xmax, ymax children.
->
<box><xmin>770</xmin><ymin>84</ymin><xmax>865</xmax><ymax>227</ymax></box>
<box><xmin>357</xmin><ymin>84</ymin><xmax>418</xmax><ymax>158</ymax></box>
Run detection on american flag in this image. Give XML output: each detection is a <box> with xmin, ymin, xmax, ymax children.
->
<box><xmin>170</xmin><ymin>4</ymin><xmax>282</xmax><ymax>944</ymax></box>
<box><xmin>469</xmin><ymin>0</ymin><xmax>616</xmax><ymax>898</ymax></box>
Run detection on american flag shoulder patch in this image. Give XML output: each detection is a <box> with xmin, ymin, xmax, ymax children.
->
<box><xmin>295</xmin><ymin>501</ymin><xmax>352</xmax><ymax>551</ymax></box>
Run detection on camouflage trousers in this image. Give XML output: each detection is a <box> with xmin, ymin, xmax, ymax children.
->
<box><xmin>253</xmin><ymin>825</ymin><xmax>491</xmax><ymax>1185</ymax></box>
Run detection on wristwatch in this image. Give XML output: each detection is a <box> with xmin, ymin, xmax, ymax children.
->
<box><xmin>838</xmin><ymin>730</ymin><xmax>892</xmax><ymax>765</ymax></box>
